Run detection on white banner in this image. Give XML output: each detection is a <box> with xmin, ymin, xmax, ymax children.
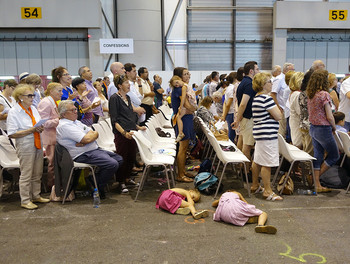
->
<box><xmin>99</xmin><ymin>38</ymin><xmax>134</xmax><ymax>54</ymax></box>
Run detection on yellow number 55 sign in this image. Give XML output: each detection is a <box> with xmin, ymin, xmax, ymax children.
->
<box><xmin>329</xmin><ymin>10</ymin><xmax>347</xmax><ymax>21</ymax></box>
<box><xmin>21</xmin><ymin>7</ymin><xmax>42</xmax><ymax>19</ymax></box>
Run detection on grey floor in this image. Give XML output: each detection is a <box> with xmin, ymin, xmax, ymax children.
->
<box><xmin>1</xmin><ymin>167</ymin><xmax>350</xmax><ymax>264</ymax></box>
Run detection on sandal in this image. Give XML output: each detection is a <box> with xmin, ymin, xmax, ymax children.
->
<box><xmin>175</xmin><ymin>132</ymin><xmax>185</xmax><ymax>143</ymax></box>
<box><xmin>176</xmin><ymin>176</ymin><xmax>193</xmax><ymax>183</ymax></box>
<box><xmin>255</xmin><ymin>225</ymin><xmax>277</xmax><ymax>234</ymax></box>
<box><xmin>251</xmin><ymin>185</ymin><xmax>265</xmax><ymax>194</ymax></box>
<box><xmin>193</xmin><ymin>210</ymin><xmax>209</xmax><ymax>219</ymax></box>
<box><xmin>264</xmin><ymin>192</ymin><xmax>283</xmax><ymax>201</ymax></box>
<box><xmin>316</xmin><ymin>187</ymin><xmax>332</xmax><ymax>193</ymax></box>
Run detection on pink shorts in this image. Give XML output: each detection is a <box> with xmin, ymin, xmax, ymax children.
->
<box><xmin>156</xmin><ymin>190</ymin><xmax>185</xmax><ymax>214</ymax></box>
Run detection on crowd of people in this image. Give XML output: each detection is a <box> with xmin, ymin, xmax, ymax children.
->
<box><xmin>0</xmin><ymin>59</ymin><xmax>349</xmax><ymax>233</ymax></box>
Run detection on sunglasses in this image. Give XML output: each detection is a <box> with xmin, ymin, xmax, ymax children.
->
<box><xmin>22</xmin><ymin>94</ymin><xmax>35</xmax><ymax>98</ymax></box>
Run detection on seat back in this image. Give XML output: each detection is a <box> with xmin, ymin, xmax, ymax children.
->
<box><xmin>277</xmin><ymin>133</ymin><xmax>294</xmax><ymax>162</ymax></box>
<box><xmin>335</xmin><ymin>131</ymin><xmax>345</xmax><ymax>153</ymax></box>
<box><xmin>132</xmin><ymin>132</ymin><xmax>153</xmax><ymax>163</ymax></box>
<box><xmin>0</xmin><ymin>135</ymin><xmax>20</xmax><ymax>167</ymax></box>
<box><xmin>337</xmin><ymin>131</ymin><xmax>350</xmax><ymax>157</ymax></box>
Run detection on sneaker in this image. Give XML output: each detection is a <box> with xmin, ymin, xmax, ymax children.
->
<box><xmin>126</xmin><ymin>179</ymin><xmax>140</xmax><ymax>187</ymax></box>
<box><xmin>175</xmin><ymin>207</ymin><xmax>191</xmax><ymax>215</ymax></box>
<box><xmin>32</xmin><ymin>197</ymin><xmax>50</xmax><ymax>203</ymax></box>
<box><xmin>121</xmin><ymin>184</ymin><xmax>129</xmax><ymax>194</ymax></box>
<box><xmin>21</xmin><ymin>202</ymin><xmax>38</xmax><ymax>210</ymax></box>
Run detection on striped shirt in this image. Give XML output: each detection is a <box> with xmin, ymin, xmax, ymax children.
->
<box><xmin>252</xmin><ymin>94</ymin><xmax>279</xmax><ymax>141</ymax></box>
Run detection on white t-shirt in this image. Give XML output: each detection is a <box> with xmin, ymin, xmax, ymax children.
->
<box><xmin>338</xmin><ymin>78</ymin><xmax>350</xmax><ymax>122</ymax></box>
<box><xmin>0</xmin><ymin>94</ymin><xmax>15</xmax><ymax>131</ymax></box>
<box><xmin>224</xmin><ymin>84</ymin><xmax>235</xmax><ymax>114</ymax></box>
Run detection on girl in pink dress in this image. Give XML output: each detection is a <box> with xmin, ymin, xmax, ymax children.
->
<box><xmin>212</xmin><ymin>191</ymin><xmax>277</xmax><ymax>234</ymax></box>
<box><xmin>156</xmin><ymin>188</ymin><xmax>208</xmax><ymax>219</ymax></box>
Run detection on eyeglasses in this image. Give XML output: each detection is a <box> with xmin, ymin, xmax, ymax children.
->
<box><xmin>22</xmin><ymin>94</ymin><xmax>35</xmax><ymax>98</ymax></box>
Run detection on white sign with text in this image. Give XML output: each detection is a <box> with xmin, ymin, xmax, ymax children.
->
<box><xmin>99</xmin><ymin>39</ymin><xmax>134</xmax><ymax>54</ymax></box>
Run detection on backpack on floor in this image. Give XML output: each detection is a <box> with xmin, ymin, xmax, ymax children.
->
<box><xmin>194</xmin><ymin>172</ymin><xmax>221</xmax><ymax>195</ymax></box>
<box><xmin>198</xmin><ymin>159</ymin><xmax>212</xmax><ymax>174</ymax></box>
<box><xmin>320</xmin><ymin>165</ymin><xmax>350</xmax><ymax>189</ymax></box>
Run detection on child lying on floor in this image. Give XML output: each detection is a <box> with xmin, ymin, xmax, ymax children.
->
<box><xmin>212</xmin><ymin>190</ymin><xmax>277</xmax><ymax>234</ymax></box>
<box><xmin>156</xmin><ymin>188</ymin><xmax>209</xmax><ymax>219</ymax></box>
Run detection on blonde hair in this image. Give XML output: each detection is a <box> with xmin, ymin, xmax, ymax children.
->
<box><xmin>25</xmin><ymin>74</ymin><xmax>42</xmax><ymax>86</ymax></box>
<box><xmin>200</xmin><ymin>96</ymin><xmax>213</xmax><ymax>108</ymax></box>
<box><xmin>285</xmin><ymin>71</ymin><xmax>295</xmax><ymax>86</ymax></box>
<box><xmin>45</xmin><ymin>82</ymin><xmax>62</xmax><ymax>96</ymax></box>
<box><xmin>328</xmin><ymin>73</ymin><xmax>337</xmax><ymax>88</ymax></box>
<box><xmin>12</xmin><ymin>84</ymin><xmax>35</xmax><ymax>102</ymax></box>
<box><xmin>189</xmin><ymin>189</ymin><xmax>201</xmax><ymax>202</ymax></box>
<box><xmin>93</xmin><ymin>81</ymin><xmax>101</xmax><ymax>89</ymax></box>
<box><xmin>169</xmin><ymin>75</ymin><xmax>182</xmax><ymax>88</ymax></box>
<box><xmin>252</xmin><ymin>72</ymin><xmax>271</xmax><ymax>93</ymax></box>
<box><xmin>289</xmin><ymin>72</ymin><xmax>304</xmax><ymax>92</ymax></box>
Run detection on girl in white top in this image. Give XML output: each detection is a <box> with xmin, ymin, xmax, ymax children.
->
<box><xmin>289</xmin><ymin>72</ymin><xmax>304</xmax><ymax>149</ymax></box>
<box><xmin>93</xmin><ymin>81</ymin><xmax>109</xmax><ymax>120</ymax></box>
<box><xmin>0</xmin><ymin>79</ymin><xmax>17</xmax><ymax>133</ymax></box>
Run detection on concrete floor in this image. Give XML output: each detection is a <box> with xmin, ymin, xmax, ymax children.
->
<box><xmin>1</xmin><ymin>168</ymin><xmax>350</xmax><ymax>264</ymax></box>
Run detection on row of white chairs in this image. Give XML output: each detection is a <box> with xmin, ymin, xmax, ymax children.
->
<box><xmin>196</xmin><ymin>116</ymin><xmax>251</xmax><ymax>198</ymax></box>
<box><xmin>335</xmin><ymin>131</ymin><xmax>350</xmax><ymax>193</ymax></box>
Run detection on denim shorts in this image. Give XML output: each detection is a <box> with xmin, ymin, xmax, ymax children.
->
<box><xmin>309</xmin><ymin>124</ymin><xmax>339</xmax><ymax>169</ymax></box>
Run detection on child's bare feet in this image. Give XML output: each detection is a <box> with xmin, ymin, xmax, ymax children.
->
<box><xmin>175</xmin><ymin>132</ymin><xmax>185</xmax><ymax>143</ymax></box>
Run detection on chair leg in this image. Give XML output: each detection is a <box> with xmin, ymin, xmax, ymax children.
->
<box><xmin>134</xmin><ymin>165</ymin><xmax>148</xmax><ymax>201</ymax></box>
<box><xmin>242</xmin><ymin>162</ymin><xmax>251</xmax><ymax>197</ymax></box>
<box><xmin>278</xmin><ymin>161</ymin><xmax>294</xmax><ymax>195</ymax></box>
<box><xmin>272</xmin><ymin>157</ymin><xmax>284</xmax><ymax>186</ymax></box>
<box><xmin>0</xmin><ymin>168</ymin><xmax>3</xmax><ymax>198</ymax></box>
<box><xmin>169</xmin><ymin>165</ymin><xmax>176</xmax><ymax>187</ymax></box>
<box><xmin>164</xmin><ymin>165</ymin><xmax>171</xmax><ymax>189</ymax></box>
<box><xmin>62</xmin><ymin>168</ymin><xmax>75</xmax><ymax>205</ymax></box>
<box><xmin>140</xmin><ymin>166</ymin><xmax>150</xmax><ymax>191</ymax></box>
<box><xmin>214</xmin><ymin>163</ymin><xmax>227</xmax><ymax>199</ymax></box>
<box><xmin>215</xmin><ymin>160</ymin><xmax>221</xmax><ymax>176</ymax></box>
<box><xmin>310</xmin><ymin>162</ymin><xmax>317</xmax><ymax>195</ymax></box>
<box><xmin>89</xmin><ymin>166</ymin><xmax>98</xmax><ymax>192</ymax></box>
<box><xmin>212</xmin><ymin>154</ymin><xmax>217</xmax><ymax>174</ymax></box>
<box><xmin>340</xmin><ymin>154</ymin><xmax>346</xmax><ymax>167</ymax></box>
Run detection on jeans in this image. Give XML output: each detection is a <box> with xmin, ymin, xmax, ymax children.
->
<box><xmin>309</xmin><ymin>125</ymin><xmax>339</xmax><ymax>169</ymax></box>
<box><xmin>225</xmin><ymin>113</ymin><xmax>236</xmax><ymax>143</ymax></box>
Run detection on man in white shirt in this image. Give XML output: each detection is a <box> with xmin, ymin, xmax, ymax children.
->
<box><xmin>208</xmin><ymin>71</ymin><xmax>220</xmax><ymax>97</ymax></box>
<box><xmin>56</xmin><ymin>100</ymin><xmax>123</xmax><ymax>197</ymax></box>
<box><xmin>270</xmin><ymin>62</ymin><xmax>295</xmax><ymax>138</ymax></box>
<box><xmin>138</xmin><ymin>67</ymin><xmax>155</xmax><ymax>125</ymax></box>
<box><xmin>338</xmin><ymin>77</ymin><xmax>350</xmax><ymax>131</ymax></box>
<box><xmin>107</xmin><ymin>62</ymin><xmax>126</xmax><ymax>99</ymax></box>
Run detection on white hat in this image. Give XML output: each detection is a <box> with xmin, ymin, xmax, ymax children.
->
<box><xmin>19</xmin><ymin>72</ymin><xmax>29</xmax><ymax>81</ymax></box>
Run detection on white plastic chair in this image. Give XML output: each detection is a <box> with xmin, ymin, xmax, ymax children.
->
<box><xmin>133</xmin><ymin>130</ymin><xmax>176</xmax><ymax>156</ymax></box>
<box><xmin>204</xmin><ymin>129</ymin><xmax>251</xmax><ymax>198</ymax></box>
<box><xmin>132</xmin><ymin>132</ymin><xmax>175</xmax><ymax>201</ymax></box>
<box><xmin>334</xmin><ymin>131</ymin><xmax>345</xmax><ymax>166</ymax></box>
<box><xmin>62</xmin><ymin>162</ymin><xmax>98</xmax><ymax>204</ymax></box>
<box><xmin>336</xmin><ymin>131</ymin><xmax>350</xmax><ymax>193</ymax></box>
<box><xmin>272</xmin><ymin>134</ymin><xmax>317</xmax><ymax>195</ymax></box>
<box><xmin>92</xmin><ymin>123</ymin><xmax>116</xmax><ymax>152</ymax></box>
<box><xmin>154</xmin><ymin>113</ymin><xmax>172</xmax><ymax>128</ymax></box>
<box><xmin>0</xmin><ymin>135</ymin><xmax>20</xmax><ymax>197</ymax></box>
<box><xmin>145</xmin><ymin>121</ymin><xmax>176</xmax><ymax>144</ymax></box>
<box><xmin>147</xmin><ymin>116</ymin><xmax>175</xmax><ymax>138</ymax></box>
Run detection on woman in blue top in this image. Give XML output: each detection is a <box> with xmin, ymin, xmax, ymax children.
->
<box><xmin>171</xmin><ymin>67</ymin><xmax>197</xmax><ymax>182</ymax></box>
<box><xmin>251</xmin><ymin>72</ymin><xmax>283</xmax><ymax>201</ymax></box>
<box><xmin>51</xmin><ymin>66</ymin><xmax>75</xmax><ymax>101</ymax></box>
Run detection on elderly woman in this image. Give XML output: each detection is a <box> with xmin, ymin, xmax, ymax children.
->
<box><xmin>0</xmin><ymin>79</ymin><xmax>17</xmax><ymax>133</ymax></box>
<box><xmin>251</xmin><ymin>72</ymin><xmax>283</xmax><ymax>201</ymax></box>
<box><xmin>307</xmin><ymin>69</ymin><xmax>339</xmax><ymax>193</ymax></box>
<box><xmin>72</xmin><ymin>77</ymin><xmax>101</xmax><ymax>127</ymax></box>
<box><xmin>288</xmin><ymin>72</ymin><xmax>304</xmax><ymax>149</ymax></box>
<box><xmin>109</xmin><ymin>75</ymin><xmax>146</xmax><ymax>194</ymax></box>
<box><xmin>37</xmin><ymin>82</ymin><xmax>63</xmax><ymax>189</ymax></box>
<box><xmin>196</xmin><ymin>96</ymin><xmax>215</xmax><ymax>125</ymax></box>
<box><xmin>51</xmin><ymin>66</ymin><xmax>74</xmax><ymax>101</ymax></box>
<box><xmin>328</xmin><ymin>73</ymin><xmax>339</xmax><ymax>112</ymax></box>
<box><xmin>25</xmin><ymin>74</ymin><xmax>43</xmax><ymax>108</ymax></box>
<box><xmin>172</xmin><ymin>67</ymin><xmax>197</xmax><ymax>182</ymax></box>
<box><xmin>7</xmin><ymin>84</ymin><xmax>49</xmax><ymax>209</ymax></box>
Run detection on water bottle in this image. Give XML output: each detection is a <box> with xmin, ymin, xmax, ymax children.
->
<box><xmin>296</xmin><ymin>189</ymin><xmax>316</xmax><ymax>195</ymax></box>
<box><xmin>93</xmin><ymin>188</ymin><xmax>100</xmax><ymax>208</ymax></box>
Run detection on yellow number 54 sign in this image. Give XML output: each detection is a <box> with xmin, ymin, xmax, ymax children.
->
<box><xmin>329</xmin><ymin>10</ymin><xmax>347</xmax><ymax>21</ymax></box>
<box><xmin>21</xmin><ymin>7</ymin><xmax>42</xmax><ymax>19</ymax></box>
